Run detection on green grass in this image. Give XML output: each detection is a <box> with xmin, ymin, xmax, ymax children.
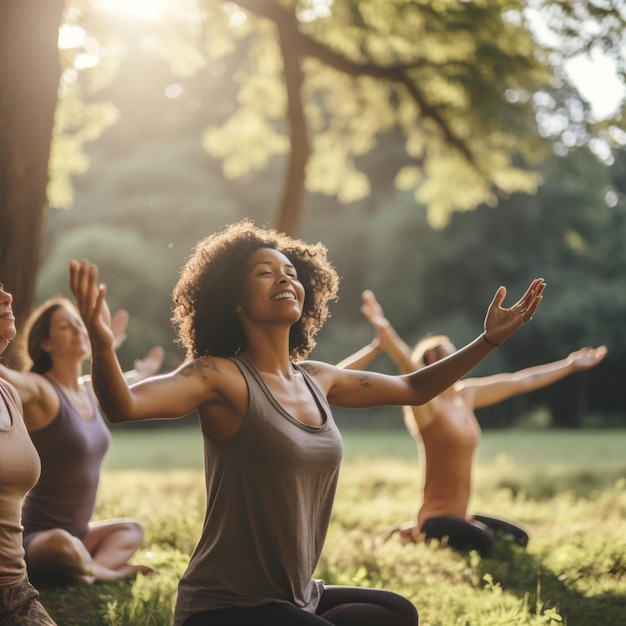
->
<box><xmin>104</xmin><ymin>424</ymin><xmax>626</xmax><ymax>469</ymax></box>
<box><xmin>37</xmin><ymin>426</ymin><xmax>626</xmax><ymax>625</ymax></box>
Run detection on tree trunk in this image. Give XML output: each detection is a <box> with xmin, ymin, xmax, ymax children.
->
<box><xmin>0</xmin><ymin>0</ymin><xmax>64</xmax><ymax>367</ymax></box>
<box><xmin>275</xmin><ymin>31</ymin><xmax>309</xmax><ymax>238</ymax></box>
<box><xmin>234</xmin><ymin>0</ymin><xmax>309</xmax><ymax>237</ymax></box>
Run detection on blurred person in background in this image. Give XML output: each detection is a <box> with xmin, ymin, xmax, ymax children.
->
<box><xmin>0</xmin><ymin>297</ymin><xmax>161</xmax><ymax>583</ymax></box>
<box><xmin>339</xmin><ymin>289</ymin><xmax>607</xmax><ymax>556</ymax></box>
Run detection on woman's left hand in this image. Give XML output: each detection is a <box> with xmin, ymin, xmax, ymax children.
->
<box><xmin>483</xmin><ymin>278</ymin><xmax>546</xmax><ymax>346</ymax></box>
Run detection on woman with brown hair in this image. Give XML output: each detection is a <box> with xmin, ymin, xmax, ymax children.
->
<box><xmin>0</xmin><ymin>296</ymin><xmax>155</xmax><ymax>583</ymax></box>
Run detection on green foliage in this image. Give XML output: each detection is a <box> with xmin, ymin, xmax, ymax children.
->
<box><xmin>37</xmin><ymin>224</ymin><xmax>180</xmax><ymax>369</ymax></box>
<box><xmin>211</xmin><ymin>0</ymin><xmax>554</xmax><ymax>225</ymax></box>
<box><xmin>49</xmin><ymin>1</ymin><xmax>124</xmax><ymax>209</ymax></box>
<box><xmin>52</xmin><ymin>0</ymin><xmax>626</xmax><ymax>232</ymax></box>
<box><xmin>37</xmin><ymin>139</ymin><xmax>626</xmax><ymax>420</ymax></box>
<box><xmin>37</xmin><ymin>0</ymin><xmax>626</xmax><ymax>423</ymax></box>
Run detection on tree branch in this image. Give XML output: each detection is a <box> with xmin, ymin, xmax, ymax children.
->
<box><xmin>232</xmin><ymin>0</ymin><xmax>482</xmax><ymax>172</ymax></box>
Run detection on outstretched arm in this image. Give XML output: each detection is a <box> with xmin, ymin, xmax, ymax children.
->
<box><xmin>70</xmin><ymin>260</ymin><xmax>140</xmax><ymax>420</ymax></box>
<box><xmin>337</xmin><ymin>290</ymin><xmax>415</xmax><ymax>373</ymax></box>
<box><xmin>69</xmin><ymin>260</ymin><xmax>207</xmax><ymax>423</ymax></box>
<box><xmin>308</xmin><ymin>278</ymin><xmax>546</xmax><ymax>409</ymax></box>
<box><xmin>111</xmin><ymin>309</ymin><xmax>130</xmax><ymax>350</ymax></box>
<box><xmin>126</xmin><ymin>345</ymin><xmax>166</xmax><ymax>383</ymax></box>
<box><xmin>0</xmin><ymin>363</ymin><xmax>43</xmax><ymax>407</ymax></box>
<box><xmin>82</xmin><ymin>308</ymin><xmax>166</xmax><ymax>385</ymax></box>
<box><xmin>465</xmin><ymin>345</ymin><xmax>608</xmax><ymax>408</ymax></box>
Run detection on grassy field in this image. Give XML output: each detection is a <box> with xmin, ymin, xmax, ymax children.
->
<box><xmin>36</xmin><ymin>426</ymin><xmax>626</xmax><ymax>625</ymax></box>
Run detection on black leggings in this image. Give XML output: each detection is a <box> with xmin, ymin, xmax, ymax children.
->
<box><xmin>421</xmin><ymin>513</ymin><xmax>529</xmax><ymax>556</ymax></box>
<box><xmin>182</xmin><ymin>585</ymin><xmax>418</xmax><ymax>626</ymax></box>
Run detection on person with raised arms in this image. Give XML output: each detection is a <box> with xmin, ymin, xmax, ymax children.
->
<box><xmin>339</xmin><ymin>289</ymin><xmax>606</xmax><ymax>555</ymax></box>
<box><xmin>0</xmin><ymin>297</ymin><xmax>159</xmax><ymax>583</ymax></box>
<box><xmin>69</xmin><ymin>219</ymin><xmax>544</xmax><ymax>626</ymax></box>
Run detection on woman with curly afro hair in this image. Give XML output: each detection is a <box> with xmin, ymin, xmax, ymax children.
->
<box><xmin>69</xmin><ymin>219</ymin><xmax>545</xmax><ymax>626</ymax></box>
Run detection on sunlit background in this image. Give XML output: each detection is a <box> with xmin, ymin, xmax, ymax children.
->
<box><xmin>8</xmin><ymin>0</ymin><xmax>626</xmax><ymax>428</ymax></box>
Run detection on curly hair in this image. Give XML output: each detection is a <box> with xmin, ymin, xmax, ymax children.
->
<box><xmin>172</xmin><ymin>220</ymin><xmax>340</xmax><ymax>361</ymax></box>
<box><xmin>19</xmin><ymin>298</ymin><xmax>79</xmax><ymax>374</ymax></box>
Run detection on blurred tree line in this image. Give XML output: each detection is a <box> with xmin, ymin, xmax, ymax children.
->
<box><xmin>37</xmin><ymin>40</ymin><xmax>626</xmax><ymax>426</ymax></box>
<box><xmin>1</xmin><ymin>0</ymin><xmax>625</xmax><ymax>428</ymax></box>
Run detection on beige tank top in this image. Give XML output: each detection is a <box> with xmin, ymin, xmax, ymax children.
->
<box><xmin>0</xmin><ymin>380</ymin><xmax>41</xmax><ymax>586</ymax></box>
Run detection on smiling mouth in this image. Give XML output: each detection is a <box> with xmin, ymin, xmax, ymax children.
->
<box><xmin>272</xmin><ymin>293</ymin><xmax>296</xmax><ymax>301</ymax></box>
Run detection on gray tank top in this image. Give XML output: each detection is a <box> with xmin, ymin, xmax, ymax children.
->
<box><xmin>174</xmin><ymin>354</ymin><xmax>343</xmax><ymax>626</ymax></box>
<box><xmin>21</xmin><ymin>378</ymin><xmax>111</xmax><ymax>537</ymax></box>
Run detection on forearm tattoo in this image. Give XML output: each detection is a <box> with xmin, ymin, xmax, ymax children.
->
<box><xmin>356</xmin><ymin>373</ymin><xmax>371</xmax><ymax>388</ymax></box>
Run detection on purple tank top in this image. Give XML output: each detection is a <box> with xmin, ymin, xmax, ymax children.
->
<box><xmin>21</xmin><ymin>379</ymin><xmax>111</xmax><ymax>537</ymax></box>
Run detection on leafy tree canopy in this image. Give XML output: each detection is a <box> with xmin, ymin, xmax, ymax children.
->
<box><xmin>51</xmin><ymin>0</ymin><xmax>625</xmax><ymax>233</ymax></box>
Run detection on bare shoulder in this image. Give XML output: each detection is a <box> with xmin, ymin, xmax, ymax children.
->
<box><xmin>169</xmin><ymin>356</ymin><xmax>246</xmax><ymax>403</ymax></box>
<box><xmin>27</xmin><ymin>371</ymin><xmax>57</xmax><ymax>406</ymax></box>
<box><xmin>298</xmin><ymin>359</ymin><xmax>329</xmax><ymax>376</ymax></box>
<box><xmin>298</xmin><ymin>359</ymin><xmax>337</xmax><ymax>391</ymax></box>
<box><xmin>299</xmin><ymin>359</ymin><xmax>379</xmax><ymax>399</ymax></box>
<box><xmin>299</xmin><ymin>359</ymin><xmax>341</xmax><ymax>382</ymax></box>
<box><xmin>175</xmin><ymin>355</ymin><xmax>227</xmax><ymax>379</ymax></box>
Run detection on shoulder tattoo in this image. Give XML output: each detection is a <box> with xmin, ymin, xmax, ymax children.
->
<box><xmin>179</xmin><ymin>357</ymin><xmax>220</xmax><ymax>380</ymax></box>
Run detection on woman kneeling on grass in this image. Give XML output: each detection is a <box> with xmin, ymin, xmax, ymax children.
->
<box><xmin>69</xmin><ymin>219</ymin><xmax>544</xmax><ymax>626</ymax></box>
<box><xmin>339</xmin><ymin>290</ymin><xmax>607</xmax><ymax>556</ymax></box>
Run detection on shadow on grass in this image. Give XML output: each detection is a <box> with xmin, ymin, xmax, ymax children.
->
<box><xmin>33</xmin><ymin>575</ymin><xmax>135</xmax><ymax>626</ymax></box>
<box><xmin>476</xmin><ymin>539</ymin><xmax>626</xmax><ymax>626</ymax></box>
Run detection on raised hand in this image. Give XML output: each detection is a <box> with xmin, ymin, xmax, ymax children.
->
<box><xmin>111</xmin><ymin>309</ymin><xmax>130</xmax><ymax>350</ymax></box>
<box><xmin>360</xmin><ymin>290</ymin><xmax>387</xmax><ymax>326</ymax></box>
<box><xmin>133</xmin><ymin>345</ymin><xmax>165</xmax><ymax>378</ymax></box>
<box><xmin>483</xmin><ymin>278</ymin><xmax>546</xmax><ymax>346</ymax></box>
<box><xmin>69</xmin><ymin>260</ymin><xmax>115</xmax><ymax>355</ymax></box>
<box><xmin>360</xmin><ymin>290</ymin><xmax>393</xmax><ymax>349</ymax></box>
<box><xmin>567</xmin><ymin>346</ymin><xmax>608</xmax><ymax>370</ymax></box>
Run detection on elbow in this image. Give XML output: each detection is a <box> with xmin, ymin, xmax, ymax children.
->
<box><xmin>407</xmin><ymin>390</ymin><xmax>431</xmax><ymax>407</ymax></box>
<box><xmin>104</xmin><ymin>412</ymin><xmax>123</xmax><ymax>424</ymax></box>
<box><xmin>102</xmin><ymin>409</ymin><xmax>132</xmax><ymax>424</ymax></box>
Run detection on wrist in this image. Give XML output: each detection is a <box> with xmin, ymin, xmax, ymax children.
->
<box><xmin>368</xmin><ymin>339</ymin><xmax>382</xmax><ymax>354</ymax></box>
<box><xmin>481</xmin><ymin>331</ymin><xmax>502</xmax><ymax>347</ymax></box>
